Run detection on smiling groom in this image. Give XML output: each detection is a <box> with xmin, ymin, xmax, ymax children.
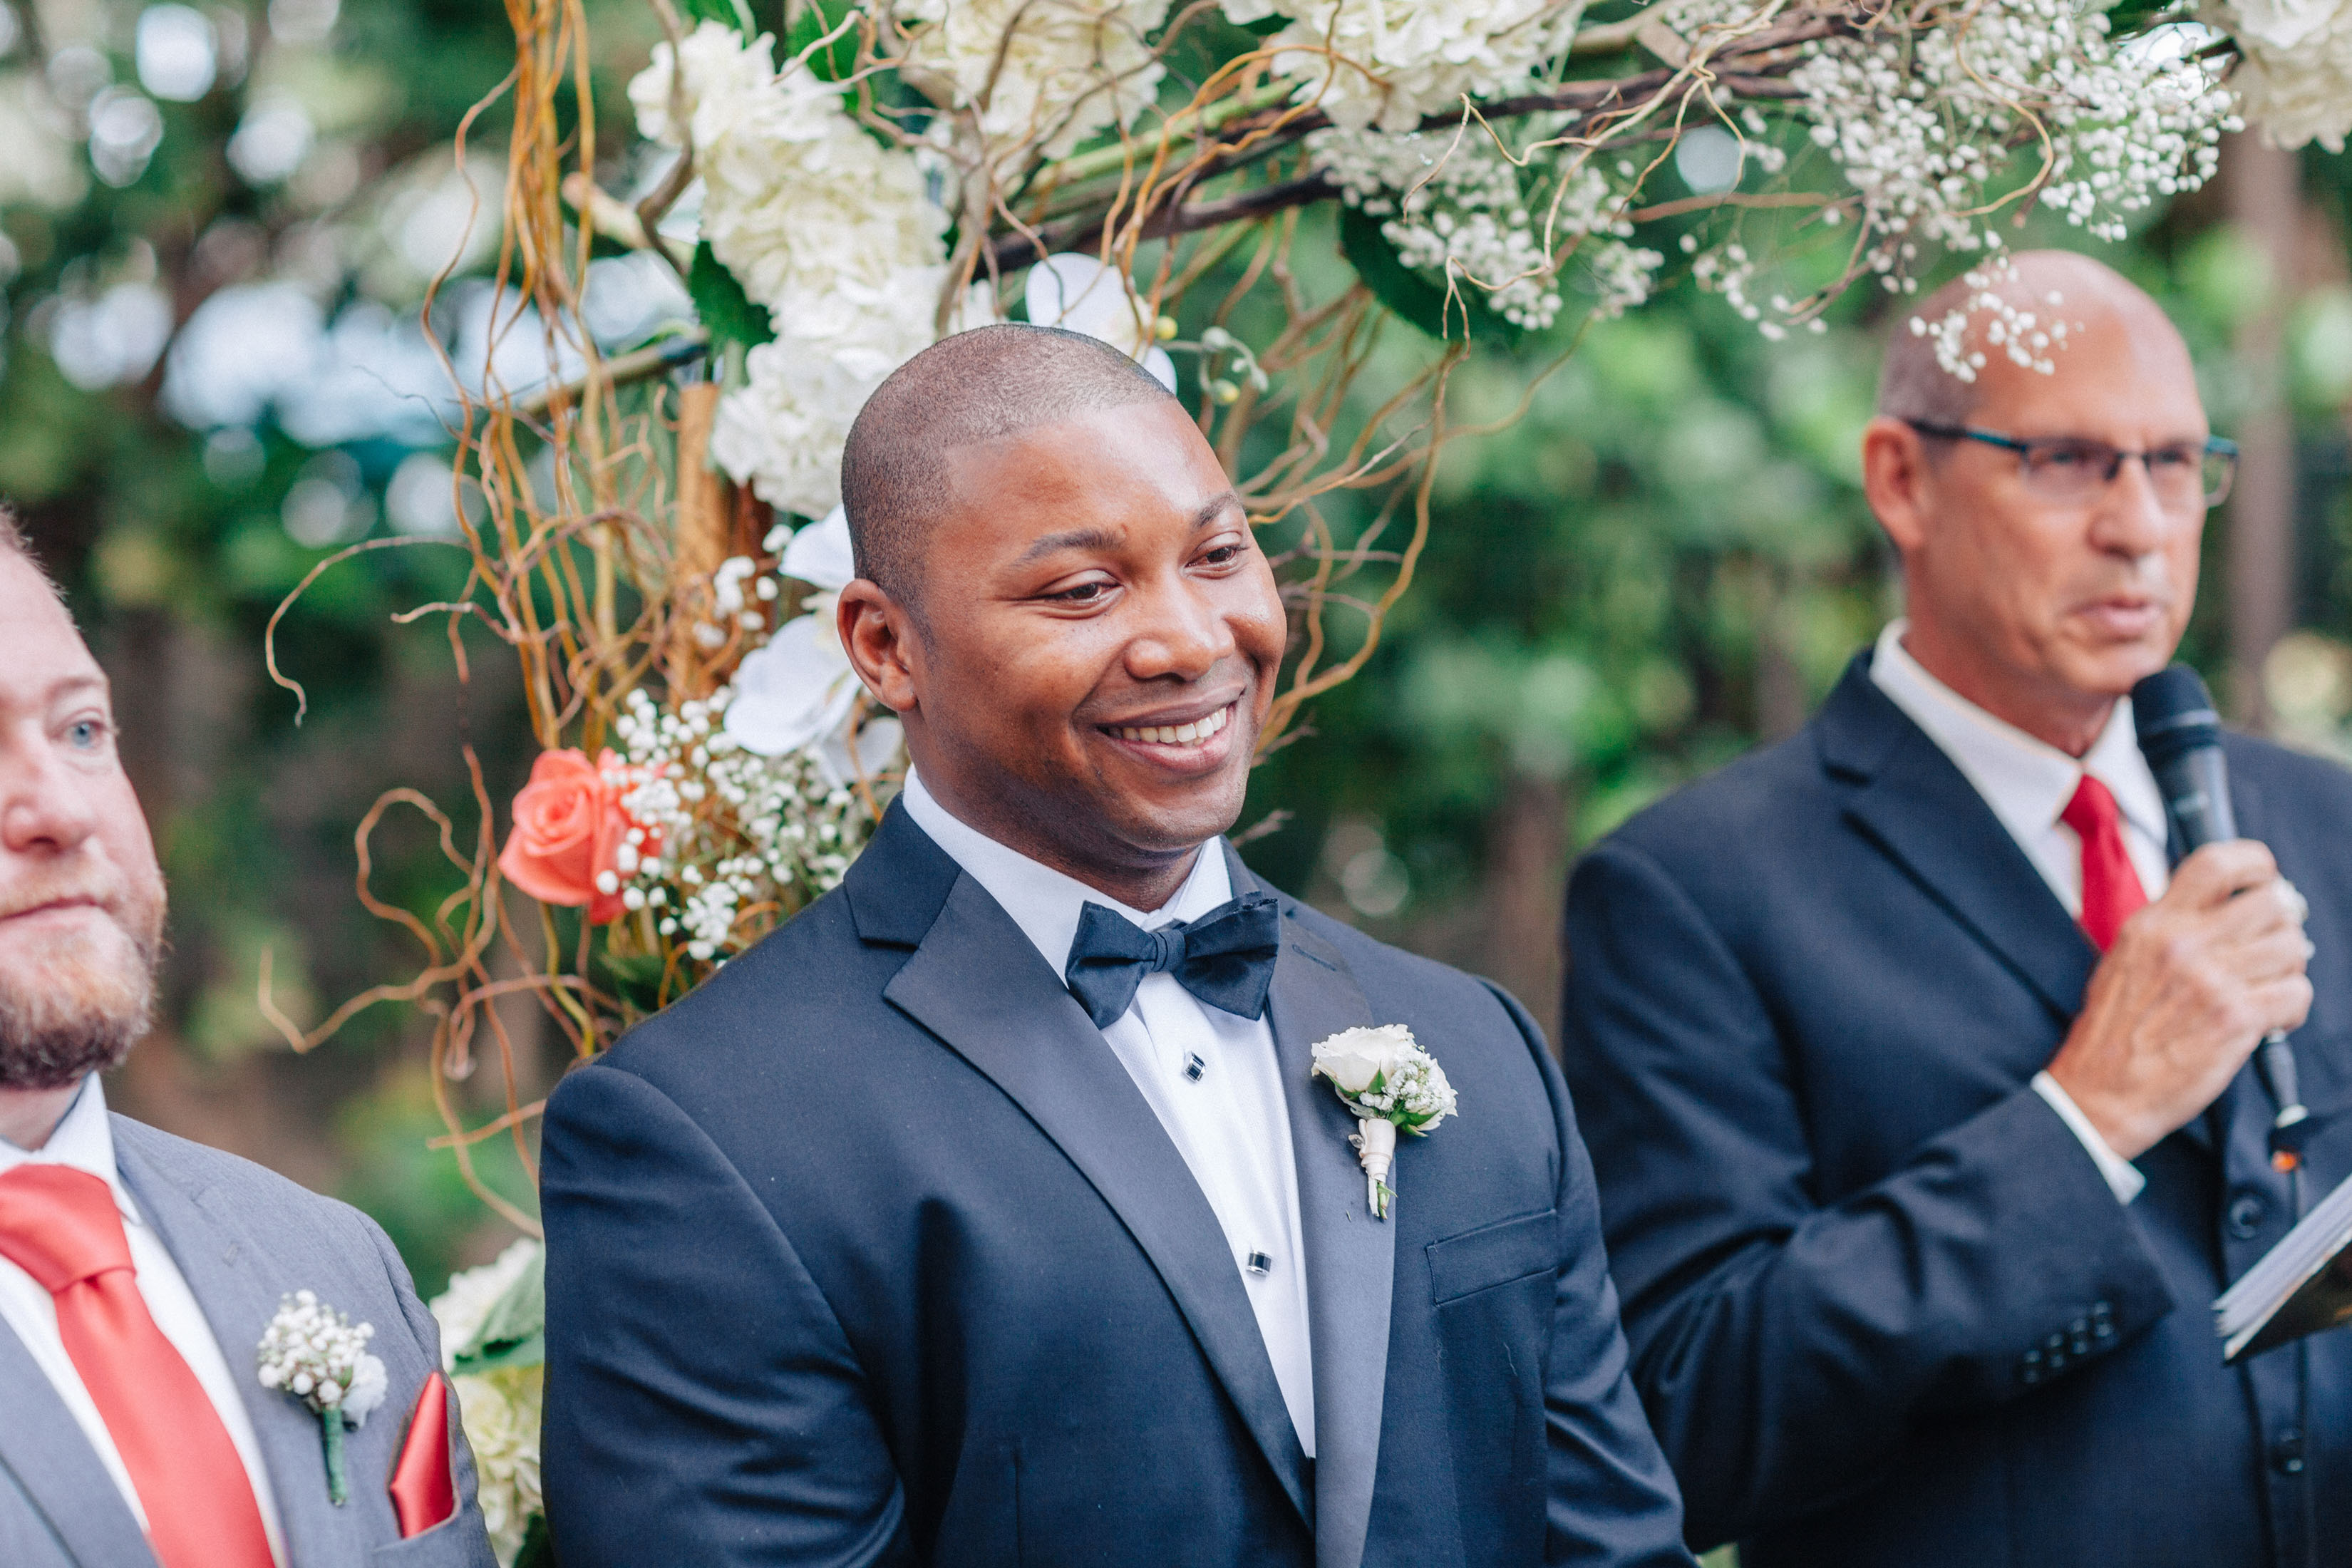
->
<box><xmin>539</xmin><ymin>324</ymin><xmax>1693</xmax><ymax>1568</ymax></box>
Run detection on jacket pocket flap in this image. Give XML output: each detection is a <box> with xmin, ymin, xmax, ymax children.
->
<box><xmin>1426</xmin><ymin>1209</ymin><xmax>1559</xmax><ymax>1304</ymax></box>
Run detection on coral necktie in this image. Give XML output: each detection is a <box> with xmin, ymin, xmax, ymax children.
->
<box><xmin>0</xmin><ymin>1163</ymin><xmax>275</xmax><ymax>1568</ymax></box>
<box><xmin>2062</xmin><ymin>773</ymin><xmax>2148</xmax><ymax>952</ymax></box>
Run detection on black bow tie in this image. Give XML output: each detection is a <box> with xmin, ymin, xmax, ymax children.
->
<box><xmin>1063</xmin><ymin>892</ymin><xmax>1282</xmax><ymax>1030</ymax></box>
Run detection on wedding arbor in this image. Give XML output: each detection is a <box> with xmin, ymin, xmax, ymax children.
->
<box><xmin>229</xmin><ymin>0</ymin><xmax>2351</xmax><ymax>1556</ymax></box>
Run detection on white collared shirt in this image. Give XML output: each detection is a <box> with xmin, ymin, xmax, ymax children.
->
<box><xmin>902</xmin><ymin>770</ymin><xmax>1316</xmax><ymax>1456</ymax></box>
<box><xmin>0</xmin><ymin>1076</ymin><xmax>289</xmax><ymax>1566</ymax></box>
<box><xmin>1870</xmin><ymin>620</ymin><xmax>2163</xmax><ymax>1205</ymax></box>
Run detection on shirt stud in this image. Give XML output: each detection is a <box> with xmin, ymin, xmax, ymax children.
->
<box><xmin>1183</xmin><ymin>1052</ymin><xmax>1206</xmax><ymax>1081</ymax></box>
<box><xmin>1245</xmin><ymin>1251</ymin><xmax>1272</xmax><ymax>1275</ymax></box>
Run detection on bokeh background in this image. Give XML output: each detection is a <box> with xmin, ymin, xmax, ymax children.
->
<box><xmin>4</xmin><ymin>0</ymin><xmax>2350</xmax><ymax>1338</ymax></box>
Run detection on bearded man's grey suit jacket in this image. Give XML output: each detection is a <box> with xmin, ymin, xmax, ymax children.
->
<box><xmin>0</xmin><ymin>1117</ymin><xmax>497</xmax><ymax>1568</ymax></box>
<box><xmin>540</xmin><ymin>800</ymin><xmax>1693</xmax><ymax>1568</ymax></box>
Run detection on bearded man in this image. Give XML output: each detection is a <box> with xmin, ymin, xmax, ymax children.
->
<box><xmin>0</xmin><ymin>517</ymin><xmax>494</xmax><ymax>1568</ymax></box>
<box><xmin>1562</xmin><ymin>253</ymin><xmax>2352</xmax><ymax>1567</ymax></box>
<box><xmin>540</xmin><ymin>324</ymin><xmax>1694</xmax><ymax>1567</ymax></box>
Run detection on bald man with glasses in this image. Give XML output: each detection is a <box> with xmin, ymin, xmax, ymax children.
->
<box><xmin>1560</xmin><ymin>253</ymin><xmax>2349</xmax><ymax>1568</ymax></box>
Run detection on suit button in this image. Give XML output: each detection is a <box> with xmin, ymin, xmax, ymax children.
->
<box><xmin>2272</xmin><ymin>1428</ymin><xmax>2306</xmax><ymax>1477</ymax></box>
<box><xmin>2090</xmin><ymin>1301</ymin><xmax>2115</xmax><ymax>1340</ymax></box>
<box><xmin>2229</xmin><ymin>1192</ymin><xmax>2270</xmax><ymax>1240</ymax></box>
<box><xmin>2018</xmin><ymin>1348</ymin><xmax>2045</xmax><ymax>1387</ymax></box>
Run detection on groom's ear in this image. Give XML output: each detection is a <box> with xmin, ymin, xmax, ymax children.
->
<box><xmin>839</xmin><ymin>578</ymin><xmax>922</xmax><ymax>716</ymax></box>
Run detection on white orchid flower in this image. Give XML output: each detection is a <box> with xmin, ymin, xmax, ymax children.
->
<box><xmin>817</xmin><ymin>715</ymin><xmax>904</xmax><ymax>791</ymax></box>
<box><xmin>723</xmin><ymin>613</ymin><xmax>860</xmax><ymax>758</ymax></box>
<box><xmin>781</xmin><ymin>504</ymin><xmax>856</xmax><ymax>592</ymax></box>
<box><xmin>1026</xmin><ymin>253</ymin><xmax>1177</xmax><ymax>392</ymax></box>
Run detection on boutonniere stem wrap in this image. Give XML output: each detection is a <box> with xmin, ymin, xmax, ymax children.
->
<box><xmin>257</xmin><ymin>1291</ymin><xmax>388</xmax><ymax>1505</ymax></box>
<box><xmin>1311</xmin><ymin>1025</ymin><xmax>1458</xmax><ymax>1219</ymax></box>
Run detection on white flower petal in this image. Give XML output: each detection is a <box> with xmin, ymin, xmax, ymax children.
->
<box><xmin>722</xmin><ymin>616</ymin><xmax>860</xmax><ymax>756</ymax></box>
<box><xmin>815</xmin><ymin>716</ymin><xmax>905</xmax><ymax>790</ymax></box>
<box><xmin>343</xmin><ymin>1353</ymin><xmax>388</xmax><ymax>1426</ymax></box>
<box><xmin>782</xmin><ymin>505</ymin><xmax>857</xmax><ymax>590</ymax></box>
<box><xmin>1028</xmin><ymin>253</ymin><xmax>1150</xmax><ymax>356</ymax></box>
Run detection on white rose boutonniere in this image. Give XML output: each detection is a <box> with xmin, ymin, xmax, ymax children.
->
<box><xmin>1311</xmin><ymin>1024</ymin><xmax>1458</xmax><ymax>1219</ymax></box>
<box><xmin>257</xmin><ymin>1290</ymin><xmax>388</xmax><ymax>1505</ymax></box>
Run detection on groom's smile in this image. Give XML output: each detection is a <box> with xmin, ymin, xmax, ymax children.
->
<box><xmin>840</xmin><ymin>388</ymin><xmax>1286</xmax><ymax>909</ymax></box>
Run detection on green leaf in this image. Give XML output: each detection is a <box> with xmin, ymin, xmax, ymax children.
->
<box><xmin>688</xmin><ymin>242</ymin><xmax>775</xmax><ymax>352</ymax></box>
<box><xmin>514</xmin><ymin>1514</ymin><xmax>555</xmax><ymax>1568</ymax></box>
<box><xmin>785</xmin><ymin>0</ymin><xmax>860</xmax><ymax>83</ymax></box>
<box><xmin>450</xmin><ymin>1248</ymin><xmax>547</xmax><ymax>1376</ymax></box>
<box><xmin>1339</xmin><ymin>206</ymin><xmax>1523</xmax><ymax>346</ymax></box>
<box><xmin>597</xmin><ymin>948</ymin><xmax>669</xmax><ymax>1015</ymax></box>
<box><xmin>676</xmin><ymin>0</ymin><xmax>752</xmax><ymax>33</ymax></box>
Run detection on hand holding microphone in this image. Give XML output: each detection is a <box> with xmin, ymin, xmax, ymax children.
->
<box><xmin>2043</xmin><ymin>666</ymin><xmax>2314</xmax><ymax>1165</ymax></box>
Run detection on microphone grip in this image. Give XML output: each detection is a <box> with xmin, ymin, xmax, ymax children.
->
<box><xmin>2163</xmin><ymin>745</ymin><xmax>2239</xmax><ymax>851</ymax></box>
<box><xmin>2154</xmin><ymin>748</ymin><xmax>2302</xmax><ymax>1157</ymax></box>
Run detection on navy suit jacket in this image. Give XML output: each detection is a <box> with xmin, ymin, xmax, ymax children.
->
<box><xmin>541</xmin><ymin>801</ymin><xmax>1692</xmax><ymax>1568</ymax></box>
<box><xmin>1560</xmin><ymin>652</ymin><xmax>2352</xmax><ymax>1568</ymax></box>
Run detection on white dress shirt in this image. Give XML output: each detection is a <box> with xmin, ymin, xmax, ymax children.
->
<box><xmin>1871</xmin><ymin>620</ymin><xmax>2166</xmax><ymax>1205</ymax></box>
<box><xmin>902</xmin><ymin>770</ymin><xmax>1317</xmax><ymax>1455</ymax></box>
<box><xmin>0</xmin><ymin>1076</ymin><xmax>290</xmax><ymax>1566</ymax></box>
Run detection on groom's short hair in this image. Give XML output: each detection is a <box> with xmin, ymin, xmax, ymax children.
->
<box><xmin>840</xmin><ymin>324</ymin><xmax>1177</xmax><ymax>611</ymax></box>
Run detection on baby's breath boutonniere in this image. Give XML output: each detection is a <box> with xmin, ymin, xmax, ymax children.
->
<box><xmin>257</xmin><ymin>1290</ymin><xmax>388</xmax><ymax>1505</ymax></box>
<box><xmin>1311</xmin><ymin>1024</ymin><xmax>1458</xmax><ymax>1219</ymax></box>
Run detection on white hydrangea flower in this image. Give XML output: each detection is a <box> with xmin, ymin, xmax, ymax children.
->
<box><xmin>710</xmin><ymin>269</ymin><xmax>996</xmax><ymax>515</ymax></box>
<box><xmin>2206</xmin><ymin>0</ymin><xmax>2352</xmax><ymax>150</ymax></box>
<box><xmin>629</xmin><ymin>20</ymin><xmax>780</xmax><ymax>149</ymax></box>
<box><xmin>629</xmin><ymin>22</ymin><xmax>949</xmax><ymax>316</ymax></box>
<box><xmin>451</xmin><ymin>1366</ymin><xmax>544</xmax><ymax>1568</ymax></box>
<box><xmin>1231</xmin><ymin>0</ymin><xmax>1585</xmax><ymax>133</ymax></box>
<box><xmin>894</xmin><ymin>0</ymin><xmax>1174</xmax><ymax>162</ymax></box>
<box><xmin>427</xmin><ymin>1238</ymin><xmax>542</xmax><ymax>1369</ymax></box>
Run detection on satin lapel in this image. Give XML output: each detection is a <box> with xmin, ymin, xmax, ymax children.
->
<box><xmin>1255</xmin><ymin>882</ymin><xmax>1391</xmax><ymax>1568</ymax></box>
<box><xmin>1832</xmin><ymin>698</ymin><xmax>2098</xmax><ymax>1025</ymax></box>
<box><xmin>881</xmin><ymin>871</ymin><xmax>1311</xmax><ymax>1522</ymax></box>
<box><xmin>0</xmin><ymin>1324</ymin><xmax>158</xmax><ymax>1568</ymax></box>
<box><xmin>112</xmin><ymin>1135</ymin><xmax>368</xmax><ymax>1566</ymax></box>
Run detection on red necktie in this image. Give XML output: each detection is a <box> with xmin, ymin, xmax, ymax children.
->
<box><xmin>2061</xmin><ymin>774</ymin><xmax>2148</xmax><ymax>952</ymax></box>
<box><xmin>0</xmin><ymin>1164</ymin><xmax>275</xmax><ymax>1568</ymax></box>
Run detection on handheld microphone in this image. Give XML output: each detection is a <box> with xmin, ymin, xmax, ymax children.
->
<box><xmin>2132</xmin><ymin>664</ymin><xmax>2309</xmax><ymax>1165</ymax></box>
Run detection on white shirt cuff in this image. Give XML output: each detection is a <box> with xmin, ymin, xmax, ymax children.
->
<box><xmin>2032</xmin><ymin>1071</ymin><xmax>2145</xmax><ymax>1205</ymax></box>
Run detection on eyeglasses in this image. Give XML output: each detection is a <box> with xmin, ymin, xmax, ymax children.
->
<box><xmin>1904</xmin><ymin>421</ymin><xmax>2239</xmax><ymax>512</ymax></box>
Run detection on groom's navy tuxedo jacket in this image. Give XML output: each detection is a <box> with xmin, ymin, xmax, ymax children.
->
<box><xmin>540</xmin><ymin>801</ymin><xmax>1692</xmax><ymax>1568</ymax></box>
<box><xmin>1562</xmin><ymin>654</ymin><xmax>2352</xmax><ymax>1568</ymax></box>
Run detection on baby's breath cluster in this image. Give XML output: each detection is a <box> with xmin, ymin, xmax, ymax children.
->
<box><xmin>1314</xmin><ymin>125</ymin><xmax>1664</xmax><ymax>329</ymax></box>
<box><xmin>1356</xmin><ymin>1048</ymin><xmax>1458</xmax><ymax>1126</ymax></box>
<box><xmin>256</xmin><ymin>1290</ymin><xmax>387</xmax><ymax>1424</ymax></box>
<box><xmin>1786</xmin><ymin>0</ymin><xmax>2237</xmax><ymax>284</ymax></box>
<box><xmin>610</xmin><ymin>688</ymin><xmax>879</xmax><ymax>964</ymax></box>
<box><xmin>1908</xmin><ymin>265</ymin><xmax>2074</xmax><ymax>379</ymax></box>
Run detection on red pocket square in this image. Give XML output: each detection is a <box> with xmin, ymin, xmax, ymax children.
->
<box><xmin>389</xmin><ymin>1371</ymin><xmax>458</xmax><ymax>1538</ymax></box>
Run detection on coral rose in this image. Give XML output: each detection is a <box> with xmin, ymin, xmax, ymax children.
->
<box><xmin>498</xmin><ymin>749</ymin><xmax>637</xmax><ymax>924</ymax></box>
